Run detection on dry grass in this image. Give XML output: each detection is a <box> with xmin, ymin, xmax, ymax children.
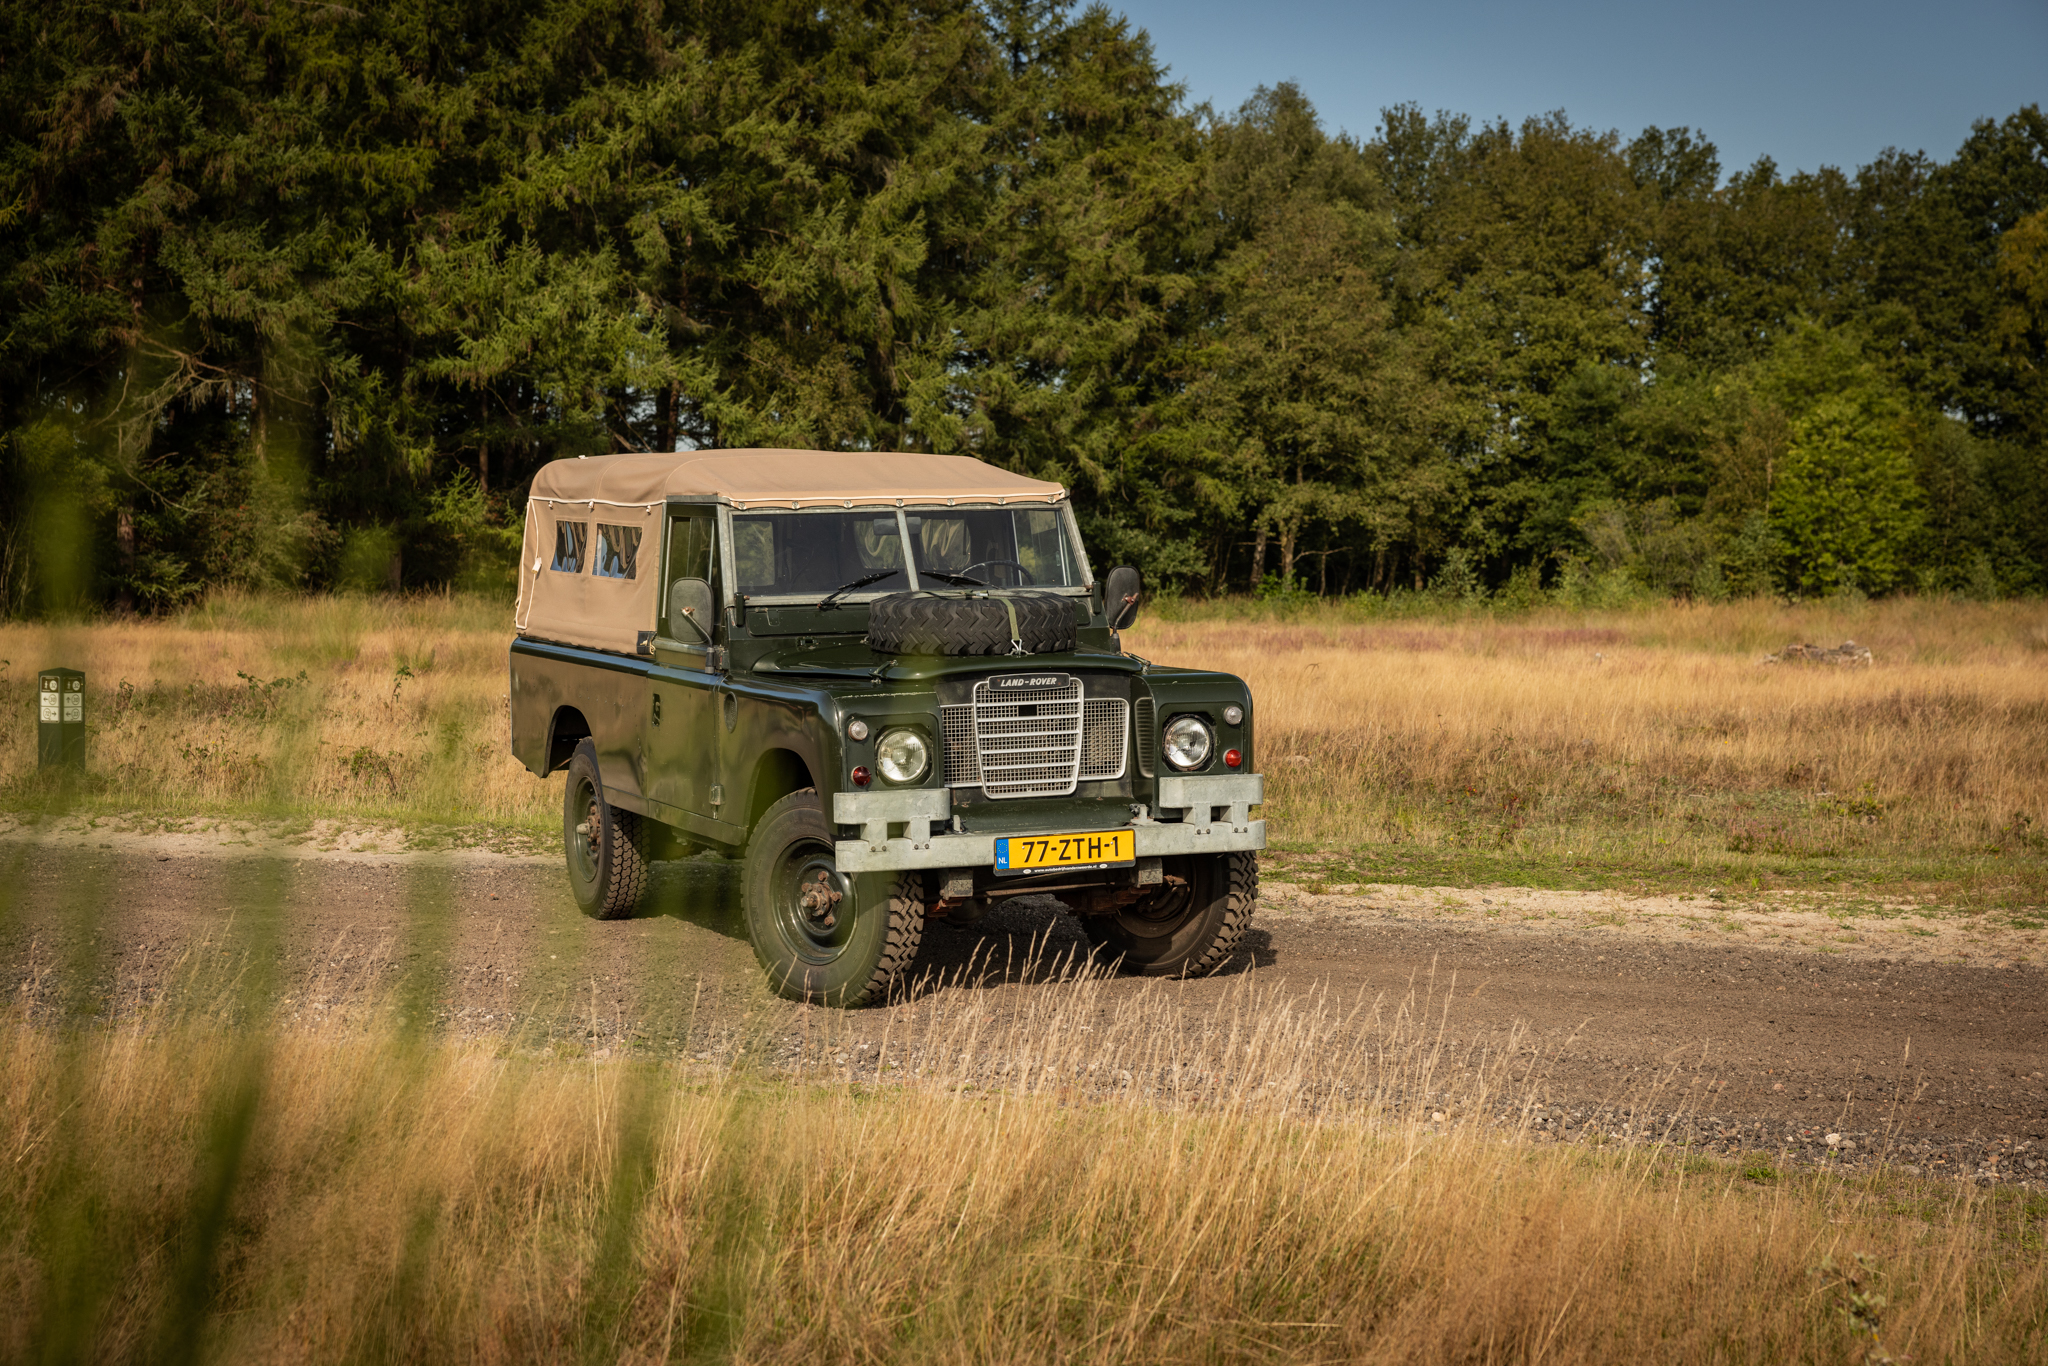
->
<box><xmin>3</xmin><ymin>592</ymin><xmax>2045</xmax><ymax>897</ymax></box>
<box><xmin>5</xmin><ymin>954</ymin><xmax>2044</xmax><ymax>1364</ymax></box>
<box><xmin>0</xmin><ymin>592</ymin><xmax>551</xmax><ymax>830</ymax></box>
<box><xmin>5</xmin><ymin>592</ymin><xmax>2046</xmax><ymax>1361</ymax></box>
<box><xmin>1128</xmin><ymin>597</ymin><xmax>2048</xmax><ymax>893</ymax></box>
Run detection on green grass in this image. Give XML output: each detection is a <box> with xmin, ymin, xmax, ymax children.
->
<box><xmin>1265</xmin><ymin>841</ymin><xmax>2048</xmax><ymax>914</ymax></box>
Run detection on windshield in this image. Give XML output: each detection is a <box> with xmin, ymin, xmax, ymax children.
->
<box><xmin>732</xmin><ymin>511</ymin><xmax>908</xmax><ymax>600</ymax></box>
<box><xmin>731</xmin><ymin>505</ymin><xmax>1082</xmax><ymax>600</ymax></box>
<box><xmin>909</xmin><ymin>506</ymin><xmax>1079</xmax><ymax>589</ymax></box>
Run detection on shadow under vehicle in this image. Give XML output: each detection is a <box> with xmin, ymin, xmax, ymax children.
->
<box><xmin>508</xmin><ymin>449</ymin><xmax>1263</xmax><ymax>1006</ymax></box>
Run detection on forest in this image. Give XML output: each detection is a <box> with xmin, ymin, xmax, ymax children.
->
<box><xmin>2</xmin><ymin>0</ymin><xmax>2044</xmax><ymax>612</ymax></box>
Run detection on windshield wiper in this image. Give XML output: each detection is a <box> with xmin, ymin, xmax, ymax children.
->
<box><xmin>816</xmin><ymin>569</ymin><xmax>898</xmax><ymax>610</ymax></box>
<box><xmin>921</xmin><ymin>569</ymin><xmax>986</xmax><ymax>587</ymax></box>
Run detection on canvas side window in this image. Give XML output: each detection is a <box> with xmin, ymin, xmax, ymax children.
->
<box><xmin>551</xmin><ymin>520</ymin><xmax>588</xmax><ymax>572</ymax></box>
<box><xmin>593</xmin><ymin>523</ymin><xmax>641</xmax><ymax>579</ymax></box>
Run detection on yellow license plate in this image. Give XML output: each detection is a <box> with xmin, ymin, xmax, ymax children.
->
<box><xmin>994</xmin><ymin>829</ymin><xmax>1136</xmax><ymax>875</ymax></box>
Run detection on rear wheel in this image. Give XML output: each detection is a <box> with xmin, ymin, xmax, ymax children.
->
<box><xmin>564</xmin><ymin>740</ymin><xmax>649</xmax><ymax>919</ymax></box>
<box><xmin>743</xmin><ymin>790</ymin><xmax>924</xmax><ymax>1006</ymax></box>
<box><xmin>1082</xmin><ymin>851</ymin><xmax>1256</xmax><ymax>978</ymax></box>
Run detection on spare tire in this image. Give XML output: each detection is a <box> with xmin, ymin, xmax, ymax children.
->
<box><xmin>866</xmin><ymin>591</ymin><xmax>1078</xmax><ymax>656</ymax></box>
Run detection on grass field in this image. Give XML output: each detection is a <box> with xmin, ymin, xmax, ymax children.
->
<box><xmin>4</xmin><ymin>592</ymin><xmax>2047</xmax><ymax>1362</ymax></box>
<box><xmin>6</xmin><ymin>954</ymin><xmax>2046</xmax><ymax>1364</ymax></box>
<box><xmin>4</xmin><ymin>591</ymin><xmax>2044</xmax><ymax>905</ymax></box>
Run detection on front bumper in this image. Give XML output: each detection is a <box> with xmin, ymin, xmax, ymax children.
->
<box><xmin>832</xmin><ymin>774</ymin><xmax>1265</xmax><ymax>874</ymax></box>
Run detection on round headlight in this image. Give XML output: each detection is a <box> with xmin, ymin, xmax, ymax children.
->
<box><xmin>1162</xmin><ymin>716</ymin><xmax>1213</xmax><ymax>771</ymax></box>
<box><xmin>876</xmin><ymin>728</ymin><xmax>929</xmax><ymax>784</ymax></box>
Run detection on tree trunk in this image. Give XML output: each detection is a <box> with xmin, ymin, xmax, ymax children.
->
<box><xmin>655</xmin><ymin>382</ymin><xmax>676</xmax><ymax>454</ymax></box>
<box><xmin>386</xmin><ymin>544</ymin><xmax>403</xmax><ymax>594</ymax></box>
<box><xmin>1250</xmin><ymin>523</ymin><xmax>1268</xmax><ymax>590</ymax></box>
<box><xmin>250</xmin><ymin>384</ymin><xmax>268</xmax><ymax>470</ymax></box>
<box><xmin>1278</xmin><ymin>523</ymin><xmax>1297</xmax><ymax>587</ymax></box>
<box><xmin>114</xmin><ymin>503</ymin><xmax>136</xmax><ymax>614</ymax></box>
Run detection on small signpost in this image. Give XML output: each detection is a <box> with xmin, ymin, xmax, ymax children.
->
<box><xmin>38</xmin><ymin>668</ymin><xmax>85</xmax><ymax>772</ymax></box>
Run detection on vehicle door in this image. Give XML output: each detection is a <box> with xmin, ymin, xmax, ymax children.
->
<box><xmin>647</xmin><ymin>506</ymin><xmax>724</xmax><ymax>818</ymax></box>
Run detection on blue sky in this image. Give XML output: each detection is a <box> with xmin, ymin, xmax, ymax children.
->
<box><xmin>1107</xmin><ymin>0</ymin><xmax>2047</xmax><ymax>177</ymax></box>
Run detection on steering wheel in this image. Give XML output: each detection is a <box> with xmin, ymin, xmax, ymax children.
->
<box><xmin>955</xmin><ymin>558</ymin><xmax>1035</xmax><ymax>587</ymax></box>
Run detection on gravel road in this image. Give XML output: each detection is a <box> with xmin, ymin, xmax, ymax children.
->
<box><xmin>5</xmin><ymin>833</ymin><xmax>2044</xmax><ymax>1184</ymax></box>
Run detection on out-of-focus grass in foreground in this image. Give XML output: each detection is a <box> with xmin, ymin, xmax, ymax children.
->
<box><xmin>5</xmin><ymin>966</ymin><xmax>2045</xmax><ymax>1364</ymax></box>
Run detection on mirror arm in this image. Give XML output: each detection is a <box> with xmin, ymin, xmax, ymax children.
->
<box><xmin>675</xmin><ymin>607</ymin><xmax>713</xmax><ymax>644</ymax></box>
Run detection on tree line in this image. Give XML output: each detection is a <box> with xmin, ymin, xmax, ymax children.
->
<box><xmin>3</xmin><ymin>0</ymin><xmax>2045</xmax><ymax>612</ymax></box>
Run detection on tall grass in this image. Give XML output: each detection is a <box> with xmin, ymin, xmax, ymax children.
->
<box><xmin>1135</xmin><ymin>601</ymin><xmax>2048</xmax><ymax>882</ymax></box>
<box><xmin>3</xmin><ymin>593</ymin><xmax>2045</xmax><ymax>893</ymax></box>
<box><xmin>7</xmin><ymin>948</ymin><xmax>2045</xmax><ymax>1363</ymax></box>
<box><xmin>1</xmin><ymin>591</ymin><xmax>546</xmax><ymax>831</ymax></box>
<box><xmin>6</xmin><ymin>596</ymin><xmax>2047</xmax><ymax>1362</ymax></box>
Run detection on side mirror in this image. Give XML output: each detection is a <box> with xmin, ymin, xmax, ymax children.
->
<box><xmin>1104</xmin><ymin>565</ymin><xmax>1142</xmax><ymax>631</ymax></box>
<box><xmin>668</xmin><ymin>577</ymin><xmax>715</xmax><ymax>643</ymax></box>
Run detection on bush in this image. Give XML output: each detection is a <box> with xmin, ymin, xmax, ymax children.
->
<box><xmin>1771</xmin><ymin>393</ymin><xmax>1922</xmax><ymax>595</ymax></box>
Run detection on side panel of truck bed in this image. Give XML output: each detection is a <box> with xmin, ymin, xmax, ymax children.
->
<box><xmin>509</xmin><ymin>639</ymin><xmax>651</xmax><ymax>812</ymax></box>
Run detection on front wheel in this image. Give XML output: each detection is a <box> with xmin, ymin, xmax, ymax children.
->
<box><xmin>564</xmin><ymin>739</ymin><xmax>649</xmax><ymax>919</ymax></box>
<box><xmin>1082</xmin><ymin>851</ymin><xmax>1257</xmax><ymax>978</ymax></box>
<box><xmin>742</xmin><ymin>790</ymin><xmax>924</xmax><ymax>1006</ymax></box>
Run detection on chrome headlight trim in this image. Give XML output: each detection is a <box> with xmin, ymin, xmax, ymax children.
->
<box><xmin>876</xmin><ymin>727</ymin><xmax>931</xmax><ymax>784</ymax></box>
<box><xmin>1162</xmin><ymin>715</ymin><xmax>1214</xmax><ymax>772</ymax></box>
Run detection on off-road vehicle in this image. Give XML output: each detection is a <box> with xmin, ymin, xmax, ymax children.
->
<box><xmin>508</xmin><ymin>449</ymin><xmax>1263</xmax><ymax>1005</ymax></box>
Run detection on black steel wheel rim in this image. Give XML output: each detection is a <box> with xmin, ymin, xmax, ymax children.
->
<box><xmin>569</xmin><ymin>776</ymin><xmax>600</xmax><ymax>885</ymax></box>
<box><xmin>772</xmin><ymin>841</ymin><xmax>853</xmax><ymax>964</ymax></box>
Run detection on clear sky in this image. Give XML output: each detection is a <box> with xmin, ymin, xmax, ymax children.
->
<box><xmin>1107</xmin><ymin>0</ymin><xmax>2047</xmax><ymax>178</ymax></box>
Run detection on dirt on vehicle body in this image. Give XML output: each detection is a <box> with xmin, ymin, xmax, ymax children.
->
<box><xmin>508</xmin><ymin>449</ymin><xmax>1263</xmax><ymax>1004</ymax></box>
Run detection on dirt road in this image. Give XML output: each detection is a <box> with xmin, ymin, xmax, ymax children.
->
<box><xmin>4</xmin><ymin>832</ymin><xmax>2044</xmax><ymax>1182</ymax></box>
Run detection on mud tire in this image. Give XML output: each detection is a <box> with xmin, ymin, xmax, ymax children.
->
<box><xmin>1082</xmin><ymin>851</ymin><xmax>1256</xmax><ymax>978</ymax></box>
<box><xmin>742</xmin><ymin>789</ymin><xmax>924</xmax><ymax>1006</ymax></box>
<box><xmin>866</xmin><ymin>591</ymin><xmax>1077</xmax><ymax>656</ymax></box>
<box><xmin>564</xmin><ymin>739</ymin><xmax>649</xmax><ymax>920</ymax></box>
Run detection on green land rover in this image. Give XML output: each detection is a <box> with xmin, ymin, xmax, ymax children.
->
<box><xmin>508</xmin><ymin>449</ymin><xmax>1263</xmax><ymax>1005</ymax></box>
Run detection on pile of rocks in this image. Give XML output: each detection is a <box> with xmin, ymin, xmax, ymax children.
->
<box><xmin>1764</xmin><ymin>640</ymin><xmax>1874</xmax><ymax>667</ymax></box>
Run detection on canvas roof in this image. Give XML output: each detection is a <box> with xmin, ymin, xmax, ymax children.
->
<box><xmin>514</xmin><ymin>449</ymin><xmax>1070</xmax><ymax>654</ymax></box>
<box><xmin>526</xmin><ymin>448</ymin><xmax>1066</xmax><ymax>510</ymax></box>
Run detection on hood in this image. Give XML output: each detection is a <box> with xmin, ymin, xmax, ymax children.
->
<box><xmin>750</xmin><ymin>640</ymin><xmax>1149</xmax><ymax>683</ymax></box>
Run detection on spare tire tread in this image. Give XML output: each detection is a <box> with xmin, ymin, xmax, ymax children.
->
<box><xmin>867</xmin><ymin>591</ymin><xmax>1077</xmax><ymax>656</ymax></box>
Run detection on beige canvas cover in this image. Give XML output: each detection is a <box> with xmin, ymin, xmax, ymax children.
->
<box><xmin>515</xmin><ymin>449</ymin><xmax>1067</xmax><ymax>653</ymax></box>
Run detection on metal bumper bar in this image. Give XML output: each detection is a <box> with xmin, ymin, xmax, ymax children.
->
<box><xmin>831</xmin><ymin>775</ymin><xmax>1265</xmax><ymax>874</ymax></box>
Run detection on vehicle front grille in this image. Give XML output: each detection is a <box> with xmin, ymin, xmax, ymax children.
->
<box><xmin>1133</xmin><ymin>696</ymin><xmax>1156</xmax><ymax>777</ymax></box>
<box><xmin>941</xmin><ymin>681</ymin><xmax>1128</xmax><ymax>797</ymax></box>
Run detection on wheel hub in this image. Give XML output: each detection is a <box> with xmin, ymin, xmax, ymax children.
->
<box><xmin>776</xmin><ymin>850</ymin><xmax>854</xmax><ymax>961</ymax></box>
<box><xmin>798</xmin><ymin>868</ymin><xmax>844</xmax><ymax>928</ymax></box>
<box><xmin>569</xmin><ymin>782</ymin><xmax>600</xmax><ymax>884</ymax></box>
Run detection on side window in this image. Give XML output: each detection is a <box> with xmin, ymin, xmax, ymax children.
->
<box><xmin>733</xmin><ymin>518</ymin><xmax>774</xmax><ymax>588</ymax></box>
<box><xmin>663</xmin><ymin>511</ymin><xmax>721</xmax><ymax>641</ymax></box>
<box><xmin>1012</xmin><ymin>509</ymin><xmax>1070</xmax><ymax>584</ymax></box>
<box><xmin>593</xmin><ymin>523</ymin><xmax>641</xmax><ymax>579</ymax></box>
<box><xmin>551</xmin><ymin>520</ymin><xmax>588</xmax><ymax>573</ymax></box>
